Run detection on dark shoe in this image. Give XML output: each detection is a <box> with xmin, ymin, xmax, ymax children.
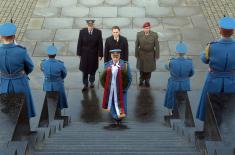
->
<box><xmin>139</xmin><ymin>81</ymin><xmax>144</xmax><ymax>87</ymax></box>
<box><xmin>82</xmin><ymin>85</ymin><xmax>88</xmax><ymax>92</ymax></box>
<box><xmin>115</xmin><ymin>120</ymin><xmax>122</xmax><ymax>127</ymax></box>
<box><xmin>90</xmin><ymin>83</ymin><xmax>94</xmax><ymax>88</ymax></box>
<box><xmin>145</xmin><ymin>81</ymin><xmax>150</xmax><ymax>87</ymax></box>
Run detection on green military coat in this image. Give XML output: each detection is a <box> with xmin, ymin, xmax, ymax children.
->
<box><xmin>135</xmin><ymin>30</ymin><xmax>160</xmax><ymax>72</ymax></box>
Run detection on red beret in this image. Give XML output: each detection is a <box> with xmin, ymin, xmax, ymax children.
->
<box><xmin>143</xmin><ymin>22</ymin><xmax>150</xmax><ymax>28</ymax></box>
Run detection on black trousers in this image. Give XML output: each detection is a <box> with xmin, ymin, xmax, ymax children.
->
<box><xmin>83</xmin><ymin>72</ymin><xmax>95</xmax><ymax>86</ymax></box>
<box><xmin>139</xmin><ymin>71</ymin><xmax>152</xmax><ymax>82</ymax></box>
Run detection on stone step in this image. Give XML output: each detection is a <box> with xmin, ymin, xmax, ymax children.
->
<box><xmin>46</xmin><ymin>137</ymin><xmax>183</xmax><ymax>142</ymax></box>
<box><xmin>51</xmin><ymin>134</ymin><xmax>180</xmax><ymax>138</ymax></box>
<box><xmin>67</xmin><ymin>122</ymin><xmax>171</xmax><ymax>128</ymax></box>
<box><xmin>53</xmin><ymin>132</ymin><xmax>178</xmax><ymax>137</ymax></box>
<box><xmin>43</xmin><ymin>141</ymin><xmax>192</xmax><ymax>146</ymax></box>
<box><xmin>60</xmin><ymin>127</ymin><xmax>175</xmax><ymax>131</ymax></box>
<box><xmin>35</xmin><ymin>147</ymin><xmax>198</xmax><ymax>153</ymax></box>
<box><xmin>45</xmin><ymin>139</ymin><xmax>187</xmax><ymax>144</ymax></box>
<box><xmin>40</xmin><ymin>144</ymin><xmax>196</xmax><ymax>150</ymax></box>
<box><xmin>34</xmin><ymin>153</ymin><xmax>202</xmax><ymax>155</ymax></box>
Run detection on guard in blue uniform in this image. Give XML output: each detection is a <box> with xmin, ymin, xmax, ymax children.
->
<box><xmin>0</xmin><ymin>22</ymin><xmax>35</xmax><ymax>117</ymax></box>
<box><xmin>164</xmin><ymin>42</ymin><xmax>194</xmax><ymax>113</ymax></box>
<box><xmin>40</xmin><ymin>44</ymin><xmax>68</xmax><ymax>109</ymax></box>
<box><xmin>196</xmin><ymin>16</ymin><xmax>235</xmax><ymax>123</ymax></box>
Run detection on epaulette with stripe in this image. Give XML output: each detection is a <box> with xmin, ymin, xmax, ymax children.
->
<box><xmin>16</xmin><ymin>45</ymin><xmax>26</xmax><ymax>49</ymax></box>
<box><xmin>57</xmin><ymin>60</ymin><xmax>64</xmax><ymax>63</ymax></box>
<box><xmin>207</xmin><ymin>41</ymin><xmax>217</xmax><ymax>45</ymax></box>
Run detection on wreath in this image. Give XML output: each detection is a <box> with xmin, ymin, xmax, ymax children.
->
<box><xmin>100</xmin><ymin>68</ymin><xmax>129</xmax><ymax>90</ymax></box>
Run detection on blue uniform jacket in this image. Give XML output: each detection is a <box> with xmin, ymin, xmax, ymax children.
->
<box><xmin>164</xmin><ymin>57</ymin><xmax>194</xmax><ymax>109</ymax></box>
<box><xmin>40</xmin><ymin>58</ymin><xmax>68</xmax><ymax>109</ymax></box>
<box><xmin>197</xmin><ymin>38</ymin><xmax>235</xmax><ymax>121</ymax></box>
<box><xmin>0</xmin><ymin>43</ymin><xmax>35</xmax><ymax>117</ymax></box>
<box><xmin>104</xmin><ymin>59</ymin><xmax>132</xmax><ymax>120</ymax></box>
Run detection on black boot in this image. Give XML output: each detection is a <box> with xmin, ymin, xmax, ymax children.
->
<box><xmin>90</xmin><ymin>83</ymin><xmax>94</xmax><ymax>88</ymax></box>
<box><xmin>82</xmin><ymin>84</ymin><xmax>88</xmax><ymax>92</ymax></box>
<box><xmin>139</xmin><ymin>80</ymin><xmax>144</xmax><ymax>87</ymax></box>
<box><xmin>145</xmin><ymin>80</ymin><xmax>150</xmax><ymax>87</ymax></box>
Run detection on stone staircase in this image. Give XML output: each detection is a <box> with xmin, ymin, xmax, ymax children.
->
<box><xmin>33</xmin><ymin>122</ymin><xmax>202</xmax><ymax>155</ymax></box>
<box><xmin>28</xmin><ymin>85</ymin><xmax>202</xmax><ymax>155</ymax></box>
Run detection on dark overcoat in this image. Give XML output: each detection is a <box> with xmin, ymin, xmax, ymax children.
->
<box><xmin>104</xmin><ymin>35</ymin><xmax>128</xmax><ymax>63</ymax></box>
<box><xmin>77</xmin><ymin>28</ymin><xmax>103</xmax><ymax>74</ymax></box>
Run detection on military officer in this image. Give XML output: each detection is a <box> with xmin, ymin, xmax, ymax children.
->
<box><xmin>164</xmin><ymin>42</ymin><xmax>194</xmax><ymax>114</ymax></box>
<box><xmin>40</xmin><ymin>44</ymin><xmax>68</xmax><ymax>110</ymax></box>
<box><xmin>0</xmin><ymin>22</ymin><xmax>35</xmax><ymax>118</ymax></box>
<box><xmin>196</xmin><ymin>16</ymin><xmax>235</xmax><ymax>125</ymax></box>
<box><xmin>135</xmin><ymin>22</ymin><xmax>160</xmax><ymax>87</ymax></box>
<box><xmin>77</xmin><ymin>20</ymin><xmax>103</xmax><ymax>92</ymax></box>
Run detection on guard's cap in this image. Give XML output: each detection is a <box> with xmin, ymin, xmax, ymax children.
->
<box><xmin>47</xmin><ymin>43</ymin><xmax>57</xmax><ymax>55</ymax></box>
<box><xmin>143</xmin><ymin>22</ymin><xmax>151</xmax><ymax>28</ymax></box>
<box><xmin>176</xmin><ymin>41</ymin><xmax>188</xmax><ymax>54</ymax></box>
<box><xmin>218</xmin><ymin>16</ymin><xmax>235</xmax><ymax>29</ymax></box>
<box><xmin>109</xmin><ymin>49</ymin><xmax>122</xmax><ymax>53</ymax></box>
<box><xmin>0</xmin><ymin>22</ymin><xmax>17</xmax><ymax>36</ymax></box>
<box><xmin>86</xmin><ymin>20</ymin><xmax>95</xmax><ymax>25</ymax></box>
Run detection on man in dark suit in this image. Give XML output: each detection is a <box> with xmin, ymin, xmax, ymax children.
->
<box><xmin>77</xmin><ymin>20</ymin><xmax>103</xmax><ymax>92</ymax></box>
<box><xmin>104</xmin><ymin>26</ymin><xmax>129</xmax><ymax>63</ymax></box>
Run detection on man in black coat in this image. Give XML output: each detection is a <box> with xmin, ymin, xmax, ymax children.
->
<box><xmin>104</xmin><ymin>26</ymin><xmax>129</xmax><ymax>63</ymax></box>
<box><xmin>77</xmin><ymin>20</ymin><xmax>103</xmax><ymax>92</ymax></box>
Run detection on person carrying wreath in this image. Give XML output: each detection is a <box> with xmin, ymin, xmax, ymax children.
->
<box><xmin>100</xmin><ymin>49</ymin><xmax>132</xmax><ymax>125</ymax></box>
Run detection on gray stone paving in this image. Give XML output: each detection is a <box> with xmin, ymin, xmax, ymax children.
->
<box><xmin>198</xmin><ymin>0</ymin><xmax>235</xmax><ymax>39</ymax></box>
<box><xmin>0</xmin><ymin>0</ymin><xmax>38</xmax><ymax>40</ymax></box>
<box><xmin>21</xmin><ymin>0</ymin><xmax>212</xmax><ymax>58</ymax></box>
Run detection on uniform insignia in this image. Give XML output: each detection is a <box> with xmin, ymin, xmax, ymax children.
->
<box><xmin>207</xmin><ymin>41</ymin><xmax>217</xmax><ymax>45</ymax></box>
<box><xmin>57</xmin><ymin>60</ymin><xmax>64</xmax><ymax>63</ymax></box>
<box><xmin>169</xmin><ymin>56</ymin><xmax>175</xmax><ymax>60</ymax></box>
<box><xmin>16</xmin><ymin>45</ymin><xmax>26</xmax><ymax>49</ymax></box>
<box><xmin>123</xmin><ymin>60</ymin><xmax>128</xmax><ymax>64</ymax></box>
<box><xmin>185</xmin><ymin>56</ymin><xmax>192</xmax><ymax>59</ymax></box>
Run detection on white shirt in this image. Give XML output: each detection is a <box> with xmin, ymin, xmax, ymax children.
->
<box><xmin>114</xmin><ymin>37</ymin><xmax>119</xmax><ymax>42</ymax></box>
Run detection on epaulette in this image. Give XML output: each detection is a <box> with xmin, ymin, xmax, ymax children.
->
<box><xmin>169</xmin><ymin>56</ymin><xmax>175</xmax><ymax>60</ymax></box>
<box><xmin>185</xmin><ymin>55</ymin><xmax>192</xmax><ymax>59</ymax></box>
<box><xmin>104</xmin><ymin>62</ymin><xmax>109</xmax><ymax>65</ymax></box>
<box><xmin>16</xmin><ymin>45</ymin><xmax>26</xmax><ymax>49</ymax></box>
<box><xmin>207</xmin><ymin>41</ymin><xmax>217</xmax><ymax>45</ymax></box>
<box><xmin>57</xmin><ymin>60</ymin><xmax>64</xmax><ymax>63</ymax></box>
<box><xmin>104</xmin><ymin>61</ymin><xmax>110</xmax><ymax>67</ymax></box>
<box><xmin>40</xmin><ymin>59</ymin><xmax>46</xmax><ymax>65</ymax></box>
<box><xmin>123</xmin><ymin>60</ymin><xmax>128</xmax><ymax>64</ymax></box>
